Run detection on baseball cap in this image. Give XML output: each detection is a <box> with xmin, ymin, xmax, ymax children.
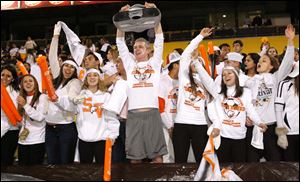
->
<box><xmin>227</xmin><ymin>52</ymin><xmax>244</xmax><ymax>63</ymax></box>
<box><xmin>165</xmin><ymin>51</ymin><xmax>181</xmax><ymax>68</ymax></box>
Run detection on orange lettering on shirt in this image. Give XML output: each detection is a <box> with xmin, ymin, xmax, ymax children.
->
<box><xmin>82</xmin><ymin>97</ymin><xmax>103</xmax><ymax>118</ymax></box>
<box><xmin>222</xmin><ymin>119</ymin><xmax>241</xmax><ymax>127</ymax></box>
<box><xmin>94</xmin><ymin>103</ymin><xmax>103</xmax><ymax>118</ymax></box>
<box><xmin>132</xmin><ymin>82</ymin><xmax>153</xmax><ymax>88</ymax></box>
<box><xmin>83</xmin><ymin>97</ymin><xmax>92</xmax><ymax>112</ymax></box>
<box><xmin>184</xmin><ymin>100</ymin><xmax>201</xmax><ymax>111</ymax></box>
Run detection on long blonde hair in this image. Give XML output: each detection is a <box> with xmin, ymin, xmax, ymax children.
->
<box><xmin>108</xmin><ymin>48</ymin><xmax>119</xmax><ymax>63</ymax></box>
<box><xmin>81</xmin><ymin>73</ymin><xmax>107</xmax><ymax>92</ymax></box>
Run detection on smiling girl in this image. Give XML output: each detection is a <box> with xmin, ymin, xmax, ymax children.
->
<box><xmin>217</xmin><ymin>66</ymin><xmax>267</xmax><ymax>163</ymax></box>
<box><xmin>1</xmin><ymin>65</ymin><xmax>20</xmax><ymax>166</ymax></box>
<box><xmin>17</xmin><ymin>74</ymin><xmax>48</xmax><ymax>165</ymax></box>
<box><xmin>247</xmin><ymin>24</ymin><xmax>295</xmax><ymax>162</ymax></box>
<box><xmin>45</xmin><ymin>58</ymin><xmax>82</xmax><ymax>165</ymax></box>
<box><xmin>54</xmin><ymin>69</ymin><xmax>119</xmax><ymax>164</ymax></box>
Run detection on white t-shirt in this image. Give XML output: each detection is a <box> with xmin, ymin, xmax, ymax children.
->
<box><xmin>116</xmin><ymin>34</ymin><xmax>164</xmax><ymax>110</ymax></box>
<box><xmin>176</xmin><ymin>34</ymin><xmax>219</xmax><ymax>126</ymax></box>
<box><xmin>159</xmin><ymin>74</ymin><xmax>179</xmax><ymax>129</ymax></box>
<box><xmin>218</xmin><ymin>87</ymin><xmax>261</xmax><ymax>139</ymax></box>
<box><xmin>253</xmin><ymin>46</ymin><xmax>294</xmax><ymax>124</ymax></box>
<box><xmin>101</xmin><ymin>61</ymin><xmax>118</xmax><ymax>76</ymax></box>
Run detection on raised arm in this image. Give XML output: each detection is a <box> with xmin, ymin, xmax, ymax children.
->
<box><xmin>116</xmin><ymin>4</ymin><xmax>130</xmax><ymax>39</ymax></box>
<box><xmin>144</xmin><ymin>2</ymin><xmax>164</xmax><ymax>67</ymax></box>
<box><xmin>181</xmin><ymin>28</ymin><xmax>216</xmax><ymax>97</ymax></box>
<box><xmin>49</xmin><ymin>22</ymin><xmax>62</xmax><ymax>79</ymax></box>
<box><xmin>115</xmin><ymin>5</ymin><xmax>133</xmax><ymax>69</ymax></box>
<box><xmin>275</xmin><ymin>24</ymin><xmax>295</xmax><ymax>82</ymax></box>
<box><xmin>180</xmin><ymin>28</ymin><xmax>213</xmax><ymax>78</ymax></box>
<box><xmin>192</xmin><ymin>59</ymin><xmax>218</xmax><ymax>98</ymax></box>
<box><xmin>259</xmin><ymin>43</ymin><xmax>269</xmax><ymax>57</ymax></box>
<box><xmin>149</xmin><ymin>22</ymin><xmax>164</xmax><ymax>67</ymax></box>
<box><xmin>60</xmin><ymin>21</ymin><xmax>86</xmax><ymax>66</ymax></box>
<box><xmin>182</xmin><ymin>28</ymin><xmax>213</xmax><ymax>59</ymax></box>
<box><xmin>115</xmin><ymin>28</ymin><xmax>131</xmax><ymax>69</ymax></box>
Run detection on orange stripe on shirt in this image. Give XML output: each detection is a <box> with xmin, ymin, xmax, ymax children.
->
<box><xmin>158</xmin><ymin>97</ymin><xmax>165</xmax><ymax>113</ymax></box>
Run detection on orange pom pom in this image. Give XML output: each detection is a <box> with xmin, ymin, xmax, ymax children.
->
<box><xmin>103</xmin><ymin>139</ymin><xmax>112</xmax><ymax>181</ymax></box>
<box><xmin>36</xmin><ymin>55</ymin><xmax>58</xmax><ymax>102</ymax></box>
<box><xmin>261</xmin><ymin>37</ymin><xmax>269</xmax><ymax>43</ymax></box>
<box><xmin>199</xmin><ymin>44</ymin><xmax>211</xmax><ymax>76</ymax></box>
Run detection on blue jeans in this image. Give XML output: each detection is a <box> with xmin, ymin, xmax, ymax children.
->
<box><xmin>45</xmin><ymin>122</ymin><xmax>77</xmax><ymax>164</ymax></box>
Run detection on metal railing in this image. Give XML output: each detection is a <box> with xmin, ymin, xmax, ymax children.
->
<box><xmin>2</xmin><ymin>25</ymin><xmax>299</xmax><ymax>48</ymax></box>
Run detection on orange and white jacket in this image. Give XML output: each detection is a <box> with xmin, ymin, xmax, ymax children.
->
<box><xmin>57</xmin><ymin>89</ymin><xmax>119</xmax><ymax>142</ymax></box>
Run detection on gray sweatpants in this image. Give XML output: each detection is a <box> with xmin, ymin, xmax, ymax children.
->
<box><xmin>126</xmin><ymin>109</ymin><xmax>168</xmax><ymax>160</ymax></box>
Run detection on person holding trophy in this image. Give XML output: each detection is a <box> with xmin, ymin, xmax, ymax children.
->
<box><xmin>114</xmin><ymin>2</ymin><xmax>167</xmax><ymax>163</ymax></box>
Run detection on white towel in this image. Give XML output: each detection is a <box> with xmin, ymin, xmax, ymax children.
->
<box><xmin>102</xmin><ymin>79</ymin><xmax>128</xmax><ymax>115</ymax></box>
<box><xmin>251</xmin><ymin>125</ymin><xmax>264</xmax><ymax>150</ymax></box>
<box><xmin>207</xmin><ymin>125</ymin><xmax>221</xmax><ymax>150</ymax></box>
<box><xmin>194</xmin><ymin>137</ymin><xmax>242</xmax><ymax>181</ymax></box>
<box><xmin>59</xmin><ymin>21</ymin><xmax>86</xmax><ymax>67</ymax></box>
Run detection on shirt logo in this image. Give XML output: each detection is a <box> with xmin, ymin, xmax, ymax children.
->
<box><xmin>167</xmin><ymin>86</ymin><xmax>178</xmax><ymax>113</ymax></box>
<box><xmin>256</xmin><ymin>82</ymin><xmax>272</xmax><ymax>106</ymax></box>
<box><xmin>184</xmin><ymin>84</ymin><xmax>206</xmax><ymax>111</ymax></box>
<box><xmin>222</xmin><ymin>97</ymin><xmax>245</xmax><ymax>119</ymax></box>
<box><xmin>132</xmin><ymin>65</ymin><xmax>154</xmax><ymax>88</ymax></box>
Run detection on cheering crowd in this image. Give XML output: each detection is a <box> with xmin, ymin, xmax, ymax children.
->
<box><xmin>1</xmin><ymin>2</ymin><xmax>299</xmax><ymax>166</ymax></box>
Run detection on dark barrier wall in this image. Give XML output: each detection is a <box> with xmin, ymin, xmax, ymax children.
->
<box><xmin>1</xmin><ymin>162</ymin><xmax>299</xmax><ymax>181</ymax></box>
